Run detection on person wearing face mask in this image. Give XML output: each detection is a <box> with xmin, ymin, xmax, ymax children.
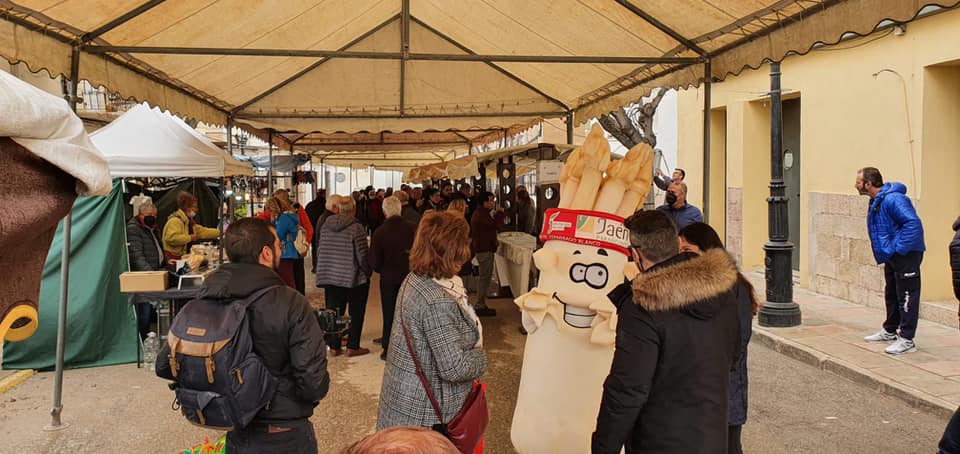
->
<box><xmin>655</xmin><ymin>181</ymin><xmax>703</xmax><ymax>231</ymax></box>
<box><xmin>126</xmin><ymin>201</ymin><xmax>164</xmax><ymax>340</ymax></box>
<box><xmin>162</xmin><ymin>191</ymin><xmax>220</xmax><ymax>260</ymax></box>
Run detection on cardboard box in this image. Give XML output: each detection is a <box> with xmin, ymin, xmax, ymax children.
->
<box><xmin>119</xmin><ymin>271</ymin><xmax>169</xmax><ymax>292</ymax></box>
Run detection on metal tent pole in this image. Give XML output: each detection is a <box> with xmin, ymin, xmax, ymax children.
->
<box><xmin>226</xmin><ymin>118</ymin><xmax>234</xmax><ymax>156</ymax></box>
<box><xmin>47</xmin><ymin>45</ymin><xmax>82</xmax><ymax>432</ymax></box>
<box><xmin>759</xmin><ymin>61</ymin><xmax>801</xmax><ymax>327</ymax></box>
<box><xmin>703</xmin><ymin>60</ymin><xmax>712</xmax><ymax>222</ymax></box>
<box><xmin>566</xmin><ymin>111</ymin><xmax>574</xmax><ymax>144</ymax></box>
<box><xmin>267</xmin><ymin>130</ymin><xmax>274</xmax><ymax>196</ymax></box>
<box><xmin>221</xmin><ymin>120</ymin><xmax>233</xmax><ymax>261</ymax></box>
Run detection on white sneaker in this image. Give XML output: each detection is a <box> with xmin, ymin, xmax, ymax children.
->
<box><xmin>864</xmin><ymin>330</ymin><xmax>898</xmax><ymax>342</ymax></box>
<box><xmin>885</xmin><ymin>337</ymin><xmax>917</xmax><ymax>355</ymax></box>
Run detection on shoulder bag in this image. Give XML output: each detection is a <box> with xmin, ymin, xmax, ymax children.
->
<box><xmin>398</xmin><ymin>281</ymin><xmax>488</xmax><ymax>454</ymax></box>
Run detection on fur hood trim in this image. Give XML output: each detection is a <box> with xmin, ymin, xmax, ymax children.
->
<box><xmin>632</xmin><ymin>249</ymin><xmax>739</xmax><ymax>312</ymax></box>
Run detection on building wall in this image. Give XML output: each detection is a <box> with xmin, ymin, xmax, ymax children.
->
<box><xmin>676</xmin><ymin>8</ymin><xmax>960</xmax><ymax>301</ymax></box>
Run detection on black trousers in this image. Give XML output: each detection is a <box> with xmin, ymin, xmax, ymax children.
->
<box><xmin>728</xmin><ymin>424</ymin><xmax>743</xmax><ymax>454</ymax></box>
<box><xmin>135</xmin><ymin>302</ymin><xmax>154</xmax><ymax>341</ymax></box>
<box><xmin>940</xmin><ymin>406</ymin><xmax>960</xmax><ymax>454</ymax></box>
<box><xmin>226</xmin><ymin>418</ymin><xmax>317</xmax><ymax>454</ymax></box>
<box><xmin>380</xmin><ymin>281</ymin><xmax>402</xmax><ymax>355</ymax></box>
<box><xmin>882</xmin><ymin>251</ymin><xmax>923</xmax><ymax>340</ymax></box>
<box><xmin>323</xmin><ymin>284</ymin><xmax>369</xmax><ymax>350</ymax></box>
<box><xmin>293</xmin><ymin>256</ymin><xmax>306</xmax><ymax>295</ymax></box>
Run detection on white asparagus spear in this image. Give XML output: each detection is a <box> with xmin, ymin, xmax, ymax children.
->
<box><xmin>595</xmin><ymin>142</ymin><xmax>647</xmax><ymax>213</ymax></box>
<box><xmin>615</xmin><ymin>144</ymin><xmax>655</xmax><ymax>217</ymax></box>
<box><xmin>558</xmin><ymin>147</ymin><xmax>583</xmax><ymax>209</ymax></box>
<box><xmin>570</xmin><ymin>125</ymin><xmax>611</xmax><ymax>210</ymax></box>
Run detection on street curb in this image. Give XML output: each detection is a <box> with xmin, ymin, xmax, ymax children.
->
<box><xmin>753</xmin><ymin>328</ymin><xmax>956</xmax><ymax>419</ymax></box>
<box><xmin>0</xmin><ymin>370</ymin><xmax>35</xmax><ymax>395</ymax></box>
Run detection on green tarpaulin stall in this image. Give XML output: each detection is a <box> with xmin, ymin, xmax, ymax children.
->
<box><xmin>3</xmin><ymin>181</ymin><xmax>136</xmax><ymax>370</ymax></box>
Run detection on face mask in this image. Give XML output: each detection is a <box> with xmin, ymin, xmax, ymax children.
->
<box><xmin>665</xmin><ymin>192</ymin><xmax>678</xmax><ymax>205</ymax></box>
<box><xmin>143</xmin><ymin>215</ymin><xmax>156</xmax><ymax>226</ymax></box>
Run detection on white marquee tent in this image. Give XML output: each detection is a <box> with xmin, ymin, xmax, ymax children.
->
<box><xmin>90</xmin><ymin>103</ymin><xmax>253</xmax><ymax>177</ymax></box>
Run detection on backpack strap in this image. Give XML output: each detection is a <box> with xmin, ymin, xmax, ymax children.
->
<box><xmin>234</xmin><ymin>285</ymin><xmax>284</xmax><ymax>311</ymax></box>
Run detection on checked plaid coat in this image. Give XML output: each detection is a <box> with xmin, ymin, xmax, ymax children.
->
<box><xmin>377</xmin><ymin>273</ymin><xmax>486</xmax><ymax>429</ymax></box>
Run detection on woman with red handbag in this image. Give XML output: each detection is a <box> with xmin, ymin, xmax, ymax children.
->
<box><xmin>377</xmin><ymin>211</ymin><xmax>489</xmax><ymax>454</ymax></box>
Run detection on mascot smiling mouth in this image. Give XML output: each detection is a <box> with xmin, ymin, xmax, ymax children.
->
<box><xmin>553</xmin><ymin>292</ymin><xmax>596</xmax><ymax>328</ymax></box>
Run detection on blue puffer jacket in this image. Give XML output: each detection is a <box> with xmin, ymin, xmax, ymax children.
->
<box><xmin>275</xmin><ymin>212</ymin><xmax>300</xmax><ymax>260</ymax></box>
<box><xmin>867</xmin><ymin>183</ymin><xmax>925</xmax><ymax>264</ymax></box>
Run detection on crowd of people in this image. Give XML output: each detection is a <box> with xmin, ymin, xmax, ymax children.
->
<box><xmin>131</xmin><ymin>164</ymin><xmax>960</xmax><ymax>454</ymax></box>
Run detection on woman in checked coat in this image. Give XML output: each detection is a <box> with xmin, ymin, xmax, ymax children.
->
<box><xmin>377</xmin><ymin>211</ymin><xmax>487</xmax><ymax>430</ymax></box>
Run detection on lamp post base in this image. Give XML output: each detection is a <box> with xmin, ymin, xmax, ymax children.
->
<box><xmin>758</xmin><ymin>301</ymin><xmax>802</xmax><ymax>327</ymax></box>
<box><xmin>760</xmin><ymin>241</ymin><xmax>801</xmax><ymax>328</ymax></box>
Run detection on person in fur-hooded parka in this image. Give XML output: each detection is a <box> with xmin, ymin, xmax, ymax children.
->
<box><xmin>593</xmin><ymin>212</ymin><xmax>741</xmax><ymax>454</ymax></box>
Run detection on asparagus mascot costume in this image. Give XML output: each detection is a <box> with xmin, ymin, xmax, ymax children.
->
<box><xmin>511</xmin><ymin>124</ymin><xmax>653</xmax><ymax>453</ymax></box>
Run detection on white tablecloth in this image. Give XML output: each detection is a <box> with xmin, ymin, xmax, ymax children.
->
<box><xmin>495</xmin><ymin>232</ymin><xmax>537</xmax><ymax>297</ymax></box>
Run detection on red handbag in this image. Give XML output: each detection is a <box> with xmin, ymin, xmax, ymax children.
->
<box><xmin>399</xmin><ymin>286</ymin><xmax>488</xmax><ymax>454</ymax></box>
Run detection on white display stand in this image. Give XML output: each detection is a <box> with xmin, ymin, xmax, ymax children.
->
<box><xmin>494</xmin><ymin>232</ymin><xmax>537</xmax><ymax>296</ymax></box>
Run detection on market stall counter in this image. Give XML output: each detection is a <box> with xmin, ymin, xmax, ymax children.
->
<box><xmin>122</xmin><ymin>247</ymin><xmax>223</xmax><ymax>367</ymax></box>
<box><xmin>123</xmin><ymin>284</ymin><xmax>202</xmax><ymax>368</ymax></box>
<box><xmin>495</xmin><ymin>231</ymin><xmax>538</xmax><ymax>298</ymax></box>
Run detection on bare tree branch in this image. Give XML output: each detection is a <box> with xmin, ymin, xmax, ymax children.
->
<box><xmin>598</xmin><ymin>88</ymin><xmax>667</xmax><ymax>149</ymax></box>
<box><xmin>598</xmin><ymin>109</ymin><xmax>639</xmax><ymax>149</ymax></box>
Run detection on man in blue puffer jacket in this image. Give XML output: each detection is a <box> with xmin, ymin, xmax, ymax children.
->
<box><xmin>857</xmin><ymin>167</ymin><xmax>925</xmax><ymax>355</ymax></box>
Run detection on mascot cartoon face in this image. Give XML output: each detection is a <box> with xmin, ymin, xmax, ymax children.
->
<box><xmin>533</xmin><ymin>209</ymin><xmax>632</xmax><ymax>328</ymax></box>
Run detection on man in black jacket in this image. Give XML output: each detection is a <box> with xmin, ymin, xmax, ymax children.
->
<box><xmin>126</xmin><ymin>202</ymin><xmax>164</xmax><ymax>340</ymax></box>
<box><xmin>936</xmin><ymin>215</ymin><xmax>960</xmax><ymax>454</ymax></box>
<box><xmin>369</xmin><ymin>196</ymin><xmax>416</xmax><ymax>361</ymax></box>
<box><xmin>209</xmin><ymin>218</ymin><xmax>329</xmax><ymax>453</ymax></box>
<box><xmin>593</xmin><ymin>211</ymin><xmax>740</xmax><ymax>454</ymax></box>
<box><xmin>304</xmin><ymin>189</ymin><xmax>326</xmax><ymax>227</ymax></box>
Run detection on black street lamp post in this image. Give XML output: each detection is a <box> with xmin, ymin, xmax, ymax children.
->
<box><xmin>759</xmin><ymin>62</ymin><xmax>802</xmax><ymax>327</ymax></box>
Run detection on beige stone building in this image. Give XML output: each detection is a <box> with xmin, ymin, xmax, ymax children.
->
<box><xmin>675</xmin><ymin>7</ymin><xmax>960</xmax><ymax>308</ymax></box>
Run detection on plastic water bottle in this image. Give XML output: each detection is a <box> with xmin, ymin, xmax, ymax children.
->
<box><xmin>143</xmin><ymin>332</ymin><xmax>160</xmax><ymax>372</ymax></box>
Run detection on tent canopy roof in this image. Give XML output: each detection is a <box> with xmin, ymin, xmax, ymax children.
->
<box><xmin>90</xmin><ymin>103</ymin><xmax>253</xmax><ymax>177</ymax></box>
<box><xmin>2</xmin><ymin>1</ymin><xmax>954</xmax><ymax>135</ymax></box>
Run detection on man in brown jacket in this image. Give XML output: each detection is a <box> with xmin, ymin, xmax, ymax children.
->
<box><xmin>470</xmin><ymin>191</ymin><xmax>504</xmax><ymax>316</ymax></box>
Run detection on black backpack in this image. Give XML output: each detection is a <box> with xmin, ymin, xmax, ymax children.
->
<box><xmin>156</xmin><ymin>285</ymin><xmax>280</xmax><ymax>430</ymax></box>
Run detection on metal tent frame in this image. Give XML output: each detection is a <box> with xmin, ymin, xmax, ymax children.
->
<box><xmin>12</xmin><ymin>0</ymin><xmax>944</xmax><ymax>430</ymax></box>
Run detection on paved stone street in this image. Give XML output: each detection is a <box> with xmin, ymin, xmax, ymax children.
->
<box><xmin>745</xmin><ymin>272</ymin><xmax>960</xmax><ymax>418</ymax></box>
<box><xmin>0</xmin><ymin>275</ymin><xmax>952</xmax><ymax>453</ymax></box>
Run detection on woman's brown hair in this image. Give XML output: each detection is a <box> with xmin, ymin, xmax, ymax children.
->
<box><xmin>409</xmin><ymin>211</ymin><xmax>472</xmax><ymax>279</ymax></box>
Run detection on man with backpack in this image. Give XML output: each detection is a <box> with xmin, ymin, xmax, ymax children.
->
<box><xmin>157</xmin><ymin>217</ymin><xmax>329</xmax><ymax>453</ymax></box>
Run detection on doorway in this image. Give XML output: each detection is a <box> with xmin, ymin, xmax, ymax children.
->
<box><xmin>782</xmin><ymin>98</ymin><xmax>801</xmax><ymax>271</ymax></box>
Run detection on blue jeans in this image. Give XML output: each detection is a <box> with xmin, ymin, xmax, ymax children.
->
<box><xmin>227</xmin><ymin>418</ymin><xmax>316</xmax><ymax>454</ymax></box>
